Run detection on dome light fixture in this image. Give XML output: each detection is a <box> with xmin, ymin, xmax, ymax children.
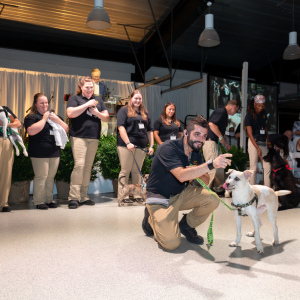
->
<box><xmin>87</xmin><ymin>0</ymin><xmax>111</xmax><ymax>30</ymax></box>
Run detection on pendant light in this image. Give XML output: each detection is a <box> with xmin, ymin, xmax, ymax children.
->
<box><xmin>87</xmin><ymin>0</ymin><xmax>111</xmax><ymax>30</ymax></box>
<box><xmin>198</xmin><ymin>1</ymin><xmax>220</xmax><ymax>47</ymax></box>
<box><xmin>283</xmin><ymin>0</ymin><xmax>300</xmax><ymax>60</ymax></box>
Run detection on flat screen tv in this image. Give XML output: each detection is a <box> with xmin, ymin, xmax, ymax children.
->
<box><xmin>208</xmin><ymin>75</ymin><xmax>278</xmax><ymax>136</ymax></box>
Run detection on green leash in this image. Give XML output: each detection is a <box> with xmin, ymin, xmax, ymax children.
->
<box><xmin>195</xmin><ymin>177</ymin><xmax>233</xmax><ymax>246</ymax></box>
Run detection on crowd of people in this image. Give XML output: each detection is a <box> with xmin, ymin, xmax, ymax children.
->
<box><xmin>1</xmin><ymin>70</ymin><xmax>299</xmax><ymax>251</ymax></box>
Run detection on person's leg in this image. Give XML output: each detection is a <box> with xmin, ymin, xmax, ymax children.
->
<box><xmin>80</xmin><ymin>139</ymin><xmax>99</xmax><ymax>202</ymax></box>
<box><xmin>202</xmin><ymin>140</ymin><xmax>219</xmax><ymax>188</ymax></box>
<box><xmin>117</xmin><ymin>146</ymin><xmax>134</xmax><ymax>200</ymax></box>
<box><xmin>261</xmin><ymin>145</ymin><xmax>271</xmax><ymax>187</ymax></box>
<box><xmin>31</xmin><ymin>157</ymin><xmax>49</xmax><ymax>206</ymax></box>
<box><xmin>248</xmin><ymin>139</ymin><xmax>258</xmax><ymax>185</ymax></box>
<box><xmin>131</xmin><ymin>148</ymin><xmax>146</xmax><ymax>184</ymax></box>
<box><xmin>68</xmin><ymin>137</ymin><xmax>88</xmax><ymax>201</ymax></box>
<box><xmin>0</xmin><ymin>139</ymin><xmax>14</xmax><ymax>209</ymax></box>
<box><xmin>45</xmin><ymin>157</ymin><xmax>60</xmax><ymax>203</ymax></box>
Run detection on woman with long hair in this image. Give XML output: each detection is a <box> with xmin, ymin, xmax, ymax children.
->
<box><xmin>24</xmin><ymin>93</ymin><xmax>69</xmax><ymax>209</ymax></box>
<box><xmin>66</xmin><ymin>76</ymin><xmax>109</xmax><ymax>209</ymax></box>
<box><xmin>245</xmin><ymin>95</ymin><xmax>271</xmax><ymax>186</ymax></box>
<box><xmin>117</xmin><ymin>90</ymin><xmax>154</xmax><ymax>203</ymax></box>
<box><xmin>154</xmin><ymin>102</ymin><xmax>183</xmax><ymax>145</ymax></box>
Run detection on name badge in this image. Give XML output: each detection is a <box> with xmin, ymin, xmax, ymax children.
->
<box><xmin>87</xmin><ymin>110</ymin><xmax>92</xmax><ymax>116</ymax></box>
<box><xmin>50</xmin><ymin>130</ymin><xmax>54</xmax><ymax>135</ymax></box>
<box><xmin>170</xmin><ymin>135</ymin><xmax>176</xmax><ymax>140</ymax></box>
<box><xmin>260</xmin><ymin>129</ymin><xmax>265</xmax><ymax>134</ymax></box>
<box><xmin>138</xmin><ymin>123</ymin><xmax>145</xmax><ymax>129</ymax></box>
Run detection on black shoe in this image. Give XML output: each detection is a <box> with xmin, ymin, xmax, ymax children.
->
<box><xmin>80</xmin><ymin>200</ymin><xmax>95</xmax><ymax>206</ymax></box>
<box><xmin>2</xmin><ymin>206</ymin><xmax>11</xmax><ymax>212</ymax></box>
<box><xmin>122</xmin><ymin>198</ymin><xmax>134</xmax><ymax>204</ymax></box>
<box><xmin>142</xmin><ymin>207</ymin><xmax>154</xmax><ymax>236</ymax></box>
<box><xmin>68</xmin><ymin>200</ymin><xmax>79</xmax><ymax>209</ymax></box>
<box><xmin>179</xmin><ymin>214</ymin><xmax>204</xmax><ymax>245</ymax></box>
<box><xmin>36</xmin><ymin>204</ymin><xmax>49</xmax><ymax>210</ymax></box>
<box><xmin>46</xmin><ymin>202</ymin><xmax>57</xmax><ymax>208</ymax></box>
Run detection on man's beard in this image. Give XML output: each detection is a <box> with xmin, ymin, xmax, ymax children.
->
<box><xmin>187</xmin><ymin>137</ymin><xmax>203</xmax><ymax>152</ymax></box>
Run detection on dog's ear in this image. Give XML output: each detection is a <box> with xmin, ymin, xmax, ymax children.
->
<box><xmin>225</xmin><ymin>169</ymin><xmax>235</xmax><ymax>175</ymax></box>
<box><xmin>244</xmin><ymin>170</ymin><xmax>254</xmax><ymax>180</ymax></box>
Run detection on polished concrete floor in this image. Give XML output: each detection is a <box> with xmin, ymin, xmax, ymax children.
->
<box><xmin>1</xmin><ymin>193</ymin><xmax>300</xmax><ymax>300</ymax></box>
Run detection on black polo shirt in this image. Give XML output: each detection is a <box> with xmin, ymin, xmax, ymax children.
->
<box><xmin>24</xmin><ymin>112</ymin><xmax>60</xmax><ymax>158</ymax></box>
<box><xmin>207</xmin><ymin>107</ymin><xmax>228</xmax><ymax>142</ymax></box>
<box><xmin>67</xmin><ymin>94</ymin><xmax>107</xmax><ymax>139</ymax></box>
<box><xmin>245</xmin><ymin>109</ymin><xmax>268</xmax><ymax>140</ymax></box>
<box><xmin>0</xmin><ymin>106</ymin><xmax>17</xmax><ymax>138</ymax></box>
<box><xmin>153</xmin><ymin>116</ymin><xmax>183</xmax><ymax>142</ymax></box>
<box><xmin>146</xmin><ymin>137</ymin><xmax>203</xmax><ymax>200</ymax></box>
<box><xmin>117</xmin><ymin>106</ymin><xmax>153</xmax><ymax>148</ymax></box>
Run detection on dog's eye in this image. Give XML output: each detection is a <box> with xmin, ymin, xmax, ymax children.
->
<box><xmin>234</xmin><ymin>177</ymin><xmax>240</xmax><ymax>181</ymax></box>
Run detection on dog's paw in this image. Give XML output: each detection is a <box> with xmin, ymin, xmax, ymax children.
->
<box><xmin>229</xmin><ymin>241</ymin><xmax>238</xmax><ymax>247</ymax></box>
<box><xmin>272</xmin><ymin>240</ymin><xmax>279</xmax><ymax>246</ymax></box>
<box><xmin>257</xmin><ymin>247</ymin><xmax>264</xmax><ymax>254</ymax></box>
<box><xmin>246</xmin><ymin>231</ymin><xmax>254</xmax><ymax>237</ymax></box>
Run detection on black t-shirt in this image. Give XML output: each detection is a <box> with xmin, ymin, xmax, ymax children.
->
<box><xmin>0</xmin><ymin>106</ymin><xmax>17</xmax><ymax>138</ymax></box>
<box><xmin>207</xmin><ymin>107</ymin><xmax>228</xmax><ymax>142</ymax></box>
<box><xmin>67</xmin><ymin>94</ymin><xmax>107</xmax><ymax>139</ymax></box>
<box><xmin>117</xmin><ymin>106</ymin><xmax>153</xmax><ymax>148</ymax></box>
<box><xmin>24</xmin><ymin>112</ymin><xmax>60</xmax><ymax>158</ymax></box>
<box><xmin>245</xmin><ymin>110</ymin><xmax>268</xmax><ymax>140</ymax></box>
<box><xmin>153</xmin><ymin>116</ymin><xmax>183</xmax><ymax>142</ymax></box>
<box><xmin>146</xmin><ymin>137</ymin><xmax>203</xmax><ymax>199</ymax></box>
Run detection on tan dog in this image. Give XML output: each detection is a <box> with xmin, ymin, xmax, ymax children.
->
<box><xmin>118</xmin><ymin>174</ymin><xmax>149</xmax><ymax>207</ymax></box>
<box><xmin>223</xmin><ymin>169</ymin><xmax>291</xmax><ymax>254</ymax></box>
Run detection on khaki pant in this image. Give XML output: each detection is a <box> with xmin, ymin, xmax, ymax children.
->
<box><xmin>146</xmin><ymin>186</ymin><xmax>219</xmax><ymax>250</ymax></box>
<box><xmin>117</xmin><ymin>146</ymin><xmax>146</xmax><ymax>199</ymax></box>
<box><xmin>248</xmin><ymin>139</ymin><xmax>271</xmax><ymax>187</ymax></box>
<box><xmin>31</xmin><ymin>157</ymin><xmax>60</xmax><ymax>205</ymax></box>
<box><xmin>202</xmin><ymin>140</ymin><xmax>224</xmax><ymax>188</ymax></box>
<box><xmin>68</xmin><ymin>137</ymin><xmax>99</xmax><ymax>201</ymax></box>
<box><xmin>0</xmin><ymin>138</ymin><xmax>14</xmax><ymax>209</ymax></box>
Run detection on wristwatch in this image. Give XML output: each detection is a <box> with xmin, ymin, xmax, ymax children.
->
<box><xmin>207</xmin><ymin>159</ymin><xmax>214</xmax><ymax>170</ymax></box>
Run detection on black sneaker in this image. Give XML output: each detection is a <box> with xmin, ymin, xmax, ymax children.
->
<box><xmin>2</xmin><ymin>206</ymin><xmax>11</xmax><ymax>212</ymax></box>
<box><xmin>179</xmin><ymin>214</ymin><xmax>204</xmax><ymax>245</ymax></box>
<box><xmin>36</xmin><ymin>203</ymin><xmax>49</xmax><ymax>210</ymax></box>
<box><xmin>142</xmin><ymin>207</ymin><xmax>154</xmax><ymax>236</ymax></box>
<box><xmin>68</xmin><ymin>200</ymin><xmax>79</xmax><ymax>209</ymax></box>
<box><xmin>80</xmin><ymin>200</ymin><xmax>95</xmax><ymax>206</ymax></box>
<box><xmin>46</xmin><ymin>202</ymin><xmax>57</xmax><ymax>208</ymax></box>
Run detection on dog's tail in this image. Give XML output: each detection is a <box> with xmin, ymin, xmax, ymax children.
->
<box><xmin>118</xmin><ymin>176</ymin><xmax>126</xmax><ymax>188</ymax></box>
<box><xmin>275</xmin><ymin>190</ymin><xmax>292</xmax><ymax>197</ymax></box>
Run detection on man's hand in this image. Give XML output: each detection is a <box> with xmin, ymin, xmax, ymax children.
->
<box><xmin>213</xmin><ymin>153</ymin><xmax>232</xmax><ymax>169</ymax></box>
<box><xmin>223</xmin><ymin>141</ymin><xmax>231</xmax><ymax>151</ymax></box>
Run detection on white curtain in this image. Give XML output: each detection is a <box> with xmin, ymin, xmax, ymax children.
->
<box><xmin>0</xmin><ymin>67</ymin><xmax>207</xmax><ymax>127</ymax></box>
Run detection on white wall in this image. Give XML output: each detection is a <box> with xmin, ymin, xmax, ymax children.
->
<box><xmin>0</xmin><ymin>47</ymin><xmax>134</xmax><ymax>81</ymax></box>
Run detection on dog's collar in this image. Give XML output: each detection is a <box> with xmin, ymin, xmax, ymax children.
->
<box><xmin>231</xmin><ymin>193</ymin><xmax>258</xmax><ymax>210</ymax></box>
<box><xmin>272</xmin><ymin>164</ymin><xmax>293</xmax><ymax>178</ymax></box>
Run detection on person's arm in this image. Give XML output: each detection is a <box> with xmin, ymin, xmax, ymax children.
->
<box><xmin>49</xmin><ymin>113</ymin><xmax>69</xmax><ymax>133</ymax></box>
<box><xmin>118</xmin><ymin>126</ymin><xmax>135</xmax><ymax>152</ymax></box>
<box><xmin>246</xmin><ymin>125</ymin><xmax>262</xmax><ymax>158</ymax></box>
<box><xmin>266</xmin><ymin>126</ymin><xmax>271</xmax><ymax>148</ymax></box>
<box><xmin>154</xmin><ymin>130</ymin><xmax>163</xmax><ymax>145</ymax></box>
<box><xmin>209</xmin><ymin>122</ymin><xmax>230</xmax><ymax>151</ymax></box>
<box><xmin>147</xmin><ymin>131</ymin><xmax>154</xmax><ymax>155</ymax></box>
<box><xmin>27</xmin><ymin>112</ymin><xmax>50</xmax><ymax>136</ymax></box>
<box><xmin>6</xmin><ymin>115</ymin><xmax>21</xmax><ymax>129</ymax></box>
<box><xmin>67</xmin><ymin>99</ymin><xmax>98</xmax><ymax>118</ymax></box>
<box><xmin>170</xmin><ymin>153</ymin><xmax>232</xmax><ymax>182</ymax></box>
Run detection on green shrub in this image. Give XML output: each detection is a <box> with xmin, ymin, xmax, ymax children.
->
<box><xmin>11</xmin><ymin>143</ymin><xmax>34</xmax><ymax>183</ymax></box>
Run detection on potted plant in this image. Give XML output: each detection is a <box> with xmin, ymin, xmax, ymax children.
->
<box><xmin>55</xmin><ymin>140</ymin><xmax>100</xmax><ymax>199</ymax></box>
<box><xmin>221</xmin><ymin>144</ymin><xmax>249</xmax><ymax>173</ymax></box>
<box><xmin>98</xmin><ymin>134</ymin><xmax>155</xmax><ymax>196</ymax></box>
<box><xmin>8</xmin><ymin>143</ymin><xmax>34</xmax><ymax>204</ymax></box>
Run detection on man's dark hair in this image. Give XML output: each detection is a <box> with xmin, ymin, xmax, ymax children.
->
<box><xmin>186</xmin><ymin>115</ymin><xmax>208</xmax><ymax>134</ymax></box>
<box><xmin>226</xmin><ymin>99</ymin><xmax>240</xmax><ymax>108</ymax></box>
